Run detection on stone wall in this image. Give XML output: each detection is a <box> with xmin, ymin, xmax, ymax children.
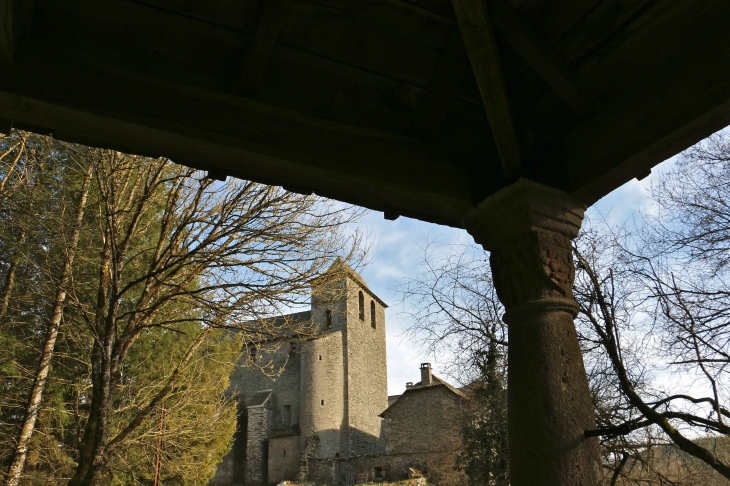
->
<box><xmin>344</xmin><ymin>279</ymin><xmax>388</xmax><ymax>456</ymax></box>
<box><xmin>383</xmin><ymin>385</ymin><xmax>463</xmax><ymax>456</ymax></box>
<box><xmin>228</xmin><ymin>323</ymin><xmax>305</xmax><ymax>434</ymax></box>
<box><xmin>299</xmin><ymin>331</ymin><xmax>345</xmax><ymax>459</ymax></box>
<box><xmin>223</xmin><ymin>331</ymin><xmax>305</xmax><ymax>484</ymax></box>
<box><xmin>268</xmin><ymin>435</ymin><xmax>300</xmax><ymax>484</ymax></box>
<box><xmin>307</xmin><ymin>451</ymin><xmax>449</xmax><ymax>484</ymax></box>
<box><xmin>245</xmin><ymin>400</ymin><xmax>271</xmax><ymax>486</ymax></box>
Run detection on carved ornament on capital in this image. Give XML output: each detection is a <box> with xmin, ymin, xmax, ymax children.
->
<box><xmin>461</xmin><ymin>179</ymin><xmax>586</xmax><ymax>315</ymax></box>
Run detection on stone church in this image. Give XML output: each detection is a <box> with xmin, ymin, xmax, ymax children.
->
<box><xmin>209</xmin><ymin>260</ymin><xmax>465</xmax><ymax>486</ymax></box>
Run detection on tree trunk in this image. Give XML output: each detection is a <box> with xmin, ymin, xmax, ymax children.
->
<box><xmin>0</xmin><ymin>229</ymin><xmax>25</xmax><ymax>316</ymax></box>
<box><xmin>68</xmin><ymin>226</ymin><xmax>112</xmax><ymax>486</ymax></box>
<box><xmin>5</xmin><ymin>165</ymin><xmax>93</xmax><ymax>486</ymax></box>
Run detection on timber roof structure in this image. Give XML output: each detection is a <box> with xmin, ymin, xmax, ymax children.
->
<box><xmin>1</xmin><ymin>1</ymin><xmax>729</xmax><ymax>226</ymax></box>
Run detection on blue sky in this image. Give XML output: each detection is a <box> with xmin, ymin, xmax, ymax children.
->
<box><xmin>355</xmin><ymin>158</ymin><xmax>677</xmax><ymax>395</ymax></box>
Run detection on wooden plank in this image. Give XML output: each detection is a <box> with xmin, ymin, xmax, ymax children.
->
<box><xmin>490</xmin><ymin>0</ymin><xmax>596</xmax><ymax>114</ymax></box>
<box><xmin>452</xmin><ymin>0</ymin><xmax>521</xmax><ymax>179</ymax></box>
<box><xmin>527</xmin><ymin>0</ymin><xmax>603</xmax><ymax>48</ymax></box>
<box><xmin>130</xmin><ymin>0</ymin><xmax>262</xmax><ymax>33</ymax></box>
<box><xmin>574</xmin><ymin>0</ymin><xmax>727</xmax><ymax>100</ymax></box>
<box><xmin>555</xmin><ymin>0</ymin><xmax>659</xmax><ymax>67</ymax></box>
<box><xmin>31</xmin><ymin>0</ymin><xmax>245</xmax><ymax>91</ymax></box>
<box><xmin>38</xmin><ymin>0</ymin><xmax>446</xmax><ymax>94</ymax></box>
<box><xmin>237</xmin><ymin>0</ymin><xmax>288</xmax><ymax>96</ymax></box>
<box><xmin>0</xmin><ymin>57</ymin><xmax>474</xmax><ymax>226</ymax></box>
<box><xmin>410</xmin><ymin>26</ymin><xmax>469</xmax><ymax>137</ymax></box>
<box><xmin>278</xmin><ymin>0</ymin><xmax>448</xmax><ymax>88</ymax></box>
<box><xmin>136</xmin><ymin>0</ymin><xmax>456</xmax><ymax>50</ymax></box>
<box><xmin>0</xmin><ymin>0</ymin><xmax>33</xmax><ymax>62</ymax></box>
<box><xmin>28</xmin><ymin>0</ymin><xmax>488</xmax><ymax>146</ymax></box>
<box><xmin>565</xmin><ymin>12</ymin><xmax>730</xmax><ymax>204</ymax></box>
<box><xmin>259</xmin><ymin>45</ymin><xmax>425</xmax><ymax>135</ymax></box>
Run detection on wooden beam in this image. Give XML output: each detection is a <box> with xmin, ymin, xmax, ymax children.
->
<box><xmin>452</xmin><ymin>0</ymin><xmax>522</xmax><ymax>180</ymax></box>
<box><xmin>566</xmin><ymin>12</ymin><xmax>730</xmax><ymax>205</ymax></box>
<box><xmin>410</xmin><ymin>26</ymin><xmax>470</xmax><ymax>138</ymax></box>
<box><xmin>0</xmin><ymin>0</ymin><xmax>33</xmax><ymax>62</ymax></box>
<box><xmin>489</xmin><ymin>0</ymin><xmax>596</xmax><ymax>114</ymax></box>
<box><xmin>236</xmin><ymin>0</ymin><xmax>289</xmax><ymax>96</ymax></box>
<box><xmin>0</xmin><ymin>58</ymin><xmax>473</xmax><ymax>227</ymax></box>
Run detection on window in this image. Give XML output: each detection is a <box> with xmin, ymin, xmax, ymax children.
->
<box><xmin>320</xmin><ymin>399</ymin><xmax>325</xmax><ymax>406</ymax></box>
<box><xmin>319</xmin><ymin>355</ymin><xmax>322</xmax><ymax>361</ymax></box>
<box><xmin>358</xmin><ymin>291</ymin><xmax>364</xmax><ymax>320</ymax></box>
<box><xmin>283</xmin><ymin>449</ymin><xmax>286</xmax><ymax>457</ymax></box>
<box><xmin>248</xmin><ymin>345</ymin><xmax>257</xmax><ymax>362</ymax></box>
<box><xmin>326</xmin><ymin>309</ymin><xmax>332</xmax><ymax>328</ymax></box>
<box><xmin>374</xmin><ymin>467</ymin><xmax>383</xmax><ymax>479</ymax></box>
<box><xmin>289</xmin><ymin>341</ymin><xmax>298</xmax><ymax>354</ymax></box>
<box><xmin>370</xmin><ymin>300</ymin><xmax>376</xmax><ymax>328</ymax></box>
<box><xmin>282</xmin><ymin>404</ymin><xmax>291</xmax><ymax>426</ymax></box>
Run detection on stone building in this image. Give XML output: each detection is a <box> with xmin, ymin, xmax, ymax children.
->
<box><xmin>381</xmin><ymin>363</ymin><xmax>466</xmax><ymax>458</ymax></box>
<box><xmin>209</xmin><ymin>260</ymin><xmax>389</xmax><ymax>486</ymax></box>
<box><xmin>209</xmin><ymin>260</ymin><xmax>467</xmax><ymax>485</ymax></box>
<box><xmin>332</xmin><ymin>363</ymin><xmax>468</xmax><ymax>484</ymax></box>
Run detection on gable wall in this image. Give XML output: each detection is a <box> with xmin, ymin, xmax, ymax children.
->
<box><xmin>383</xmin><ymin>386</ymin><xmax>463</xmax><ymax>455</ymax></box>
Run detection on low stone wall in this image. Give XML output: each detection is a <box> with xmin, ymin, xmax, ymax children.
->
<box><xmin>306</xmin><ymin>451</ymin><xmax>444</xmax><ymax>484</ymax></box>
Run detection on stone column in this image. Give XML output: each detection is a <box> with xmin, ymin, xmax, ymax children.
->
<box><xmin>462</xmin><ymin>179</ymin><xmax>601</xmax><ymax>486</ymax></box>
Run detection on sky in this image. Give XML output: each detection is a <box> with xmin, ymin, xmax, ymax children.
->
<box><xmin>355</xmin><ymin>157</ymin><xmax>678</xmax><ymax>396</ymax></box>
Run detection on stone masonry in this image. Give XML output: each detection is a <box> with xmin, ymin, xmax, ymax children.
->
<box><xmin>208</xmin><ymin>260</ymin><xmax>467</xmax><ymax>485</ymax></box>
<box><xmin>209</xmin><ymin>259</ymin><xmax>389</xmax><ymax>485</ymax></box>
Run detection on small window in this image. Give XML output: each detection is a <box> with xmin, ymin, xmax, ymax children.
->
<box><xmin>358</xmin><ymin>291</ymin><xmax>364</xmax><ymax>320</ymax></box>
<box><xmin>326</xmin><ymin>309</ymin><xmax>332</xmax><ymax>328</ymax></box>
<box><xmin>320</xmin><ymin>399</ymin><xmax>325</xmax><ymax>406</ymax></box>
<box><xmin>282</xmin><ymin>404</ymin><xmax>291</xmax><ymax>426</ymax></box>
<box><xmin>319</xmin><ymin>355</ymin><xmax>322</xmax><ymax>361</ymax></box>
<box><xmin>289</xmin><ymin>342</ymin><xmax>298</xmax><ymax>354</ymax></box>
<box><xmin>283</xmin><ymin>449</ymin><xmax>286</xmax><ymax>457</ymax></box>
<box><xmin>370</xmin><ymin>300</ymin><xmax>376</xmax><ymax>329</ymax></box>
<box><xmin>248</xmin><ymin>345</ymin><xmax>257</xmax><ymax>361</ymax></box>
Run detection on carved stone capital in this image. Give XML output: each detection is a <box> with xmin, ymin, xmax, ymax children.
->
<box><xmin>462</xmin><ymin>179</ymin><xmax>586</xmax><ymax>312</ymax></box>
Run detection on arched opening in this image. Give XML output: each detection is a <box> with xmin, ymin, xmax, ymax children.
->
<box><xmin>370</xmin><ymin>300</ymin><xmax>376</xmax><ymax>328</ymax></box>
<box><xmin>358</xmin><ymin>291</ymin><xmax>364</xmax><ymax>320</ymax></box>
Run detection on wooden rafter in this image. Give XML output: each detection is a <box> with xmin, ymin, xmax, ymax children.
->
<box><xmin>490</xmin><ymin>0</ymin><xmax>596</xmax><ymax>114</ymax></box>
<box><xmin>236</xmin><ymin>0</ymin><xmax>289</xmax><ymax>96</ymax></box>
<box><xmin>0</xmin><ymin>0</ymin><xmax>34</xmax><ymax>62</ymax></box>
<box><xmin>410</xmin><ymin>27</ymin><xmax>470</xmax><ymax>138</ymax></box>
<box><xmin>452</xmin><ymin>0</ymin><xmax>522</xmax><ymax>180</ymax></box>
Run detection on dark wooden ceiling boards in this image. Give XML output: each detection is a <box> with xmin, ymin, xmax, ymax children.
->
<box><xmin>0</xmin><ymin>0</ymin><xmax>728</xmax><ymax>227</ymax></box>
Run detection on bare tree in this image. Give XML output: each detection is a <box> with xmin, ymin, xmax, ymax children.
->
<box><xmin>63</xmin><ymin>150</ymin><xmax>365</xmax><ymax>485</ymax></box>
<box><xmin>396</xmin><ymin>242</ymin><xmax>508</xmax><ymax>485</ymax></box>
<box><xmin>396</xmin><ymin>128</ymin><xmax>730</xmax><ymax>484</ymax></box>
<box><xmin>396</xmin><ymin>242</ymin><xmax>506</xmax><ymax>382</ymax></box>
<box><xmin>4</xmin><ymin>162</ymin><xmax>92</xmax><ymax>486</ymax></box>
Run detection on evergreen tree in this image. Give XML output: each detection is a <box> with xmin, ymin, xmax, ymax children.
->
<box><xmin>0</xmin><ymin>132</ymin><xmax>366</xmax><ymax>485</ymax></box>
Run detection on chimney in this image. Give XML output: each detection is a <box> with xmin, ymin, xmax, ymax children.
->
<box><xmin>405</xmin><ymin>382</ymin><xmax>413</xmax><ymax>388</ymax></box>
<box><xmin>420</xmin><ymin>363</ymin><xmax>432</xmax><ymax>386</ymax></box>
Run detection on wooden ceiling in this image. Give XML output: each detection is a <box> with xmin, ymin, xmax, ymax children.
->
<box><xmin>1</xmin><ymin>0</ymin><xmax>729</xmax><ymax>227</ymax></box>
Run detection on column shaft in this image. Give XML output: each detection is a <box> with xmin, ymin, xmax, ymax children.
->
<box><xmin>463</xmin><ymin>179</ymin><xmax>601</xmax><ymax>486</ymax></box>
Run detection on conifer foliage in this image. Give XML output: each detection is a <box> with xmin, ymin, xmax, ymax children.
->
<box><xmin>0</xmin><ymin>131</ymin><xmax>365</xmax><ymax>485</ymax></box>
